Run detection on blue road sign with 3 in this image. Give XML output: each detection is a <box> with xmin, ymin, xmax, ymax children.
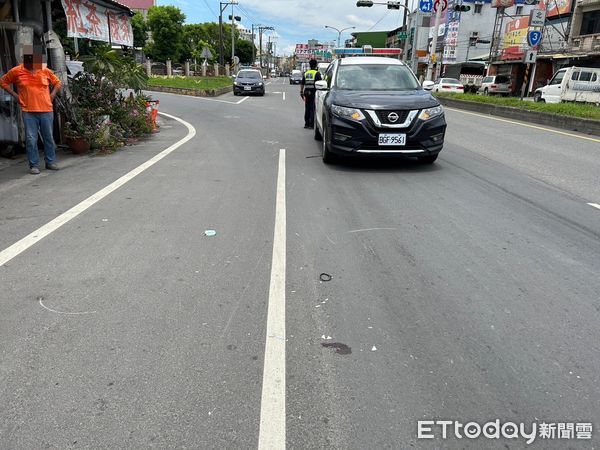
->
<box><xmin>527</xmin><ymin>30</ymin><xmax>542</xmax><ymax>47</ymax></box>
<box><xmin>420</xmin><ymin>0</ymin><xmax>433</xmax><ymax>12</ymax></box>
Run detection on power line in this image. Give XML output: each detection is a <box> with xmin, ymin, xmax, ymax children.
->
<box><xmin>201</xmin><ymin>0</ymin><xmax>218</xmax><ymax>18</ymax></box>
<box><xmin>367</xmin><ymin>10</ymin><xmax>391</xmax><ymax>31</ymax></box>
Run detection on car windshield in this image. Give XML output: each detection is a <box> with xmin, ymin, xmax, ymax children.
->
<box><xmin>335</xmin><ymin>64</ymin><xmax>420</xmax><ymax>91</ymax></box>
<box><xmin>238</xmin><ymin>71</ymin><xmax>261</xmax><ymax>79</ymax></box>
<box><xmin>442</xmin><ymin>78</ymin><xmax>461</xmax><ymax>84</ymax></box>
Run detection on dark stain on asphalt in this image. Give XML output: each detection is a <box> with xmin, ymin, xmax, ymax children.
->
<box><xmin>227</xmin><ymin>344</ymin><xmax>237</xmax><ymax>350</ymax></box>
<box><xmin>321</xmin><ymin>342</ymin><xmax>351</xmax><ymax>355</ymax></box>
<box><xmin>320</xmin><ymin>273</ymin><xmax>332</xmax><ymax>282</ymax></box>
<box><xmin>252</xmin><ymin>355</ymin><xmax>258</xmax><ymax>360</ymax></box>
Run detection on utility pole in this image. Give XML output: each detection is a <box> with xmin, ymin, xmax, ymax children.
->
<box><xmin>426</xmin><ymin>0</ymin><xmax>444</xmax><ymax>81</ymax></box>
<box><xmin>218</xmin><ymin>1</ymin><xmax>238</xmax><ymax>66</ymax></box>
<box><xmin>257</xmin><ymin>25</ymin><xmax>274</xmax><ymax>69</ymax></box>
<box><xmin>251</xmin><ymin>24</ymin><xmax>256</xmax><ymax>65</ymax></box>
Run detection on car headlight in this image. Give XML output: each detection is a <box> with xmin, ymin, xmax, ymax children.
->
<box><xmin>331</xmin><ymin>105</ymin><xmax>366</xmax><ymax>121</ymax></box>
<box><xmin>258</xmin><ymin>82</ymin><xmax>264</xmax><ymax>86</ymax></box>
<box><xmin>234</xmin><ymin>81</ymin><xmax>240</xmax><ymax>86</ymax></box>
<box><xmin>418</xmin><ymin>105</ymin><xmax>444</xmax><ymax>121</ymax></box>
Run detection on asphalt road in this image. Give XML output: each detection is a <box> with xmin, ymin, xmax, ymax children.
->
<box><xmin>1</xmin><ymin>77</ymin><xmax>599</xmax><ymax>449</ymax></box>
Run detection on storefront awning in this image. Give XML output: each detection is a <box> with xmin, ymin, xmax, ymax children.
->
<box><xmin>60</xmin><ymin>0</ymin><xmax>134</xmax><ymax>47</ymax></box>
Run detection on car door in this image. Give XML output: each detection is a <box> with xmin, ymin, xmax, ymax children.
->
<box><xmin>544</xmin><ymin>69</ymin><xmax>567</xmax><ymax>103</ymax></box>
<box><xmin>316</xmin><ymin>62</ymin><xmax>336</xmax><ymax>133</ymax></box>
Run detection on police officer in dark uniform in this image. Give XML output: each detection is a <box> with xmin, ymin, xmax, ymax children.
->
<box><xmin>300</xmin><ymin>59</ymin><xmax>322</xmax><ymax>129</ymax></box>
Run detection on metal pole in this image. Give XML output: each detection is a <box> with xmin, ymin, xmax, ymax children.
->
<box><xmin>426</xmin><ymin>1</ymin><xmax>444</xmax><ymax>80</ymax></box>
<box><xmin>259</xmin><ymin>28</ymin><xmax>263</xmax><ymax>68</ymax></box>
<box><xmin>231</xmin><ymin>3</ymin><xmax>235</xmax><ymax>63</ymax></box>
<box><xmin>411</xmin><ymin>10</ymin><xmax>420</xmax><ymax>73</ymax></box>
<box><xmin>251</xmin><ymin>24</ymin><xmax>255</xmax><ymax>64</ymax></box>
<box><xmin>219</xmin><ymin>2</ymin><xmax>224</xmax><ymax>66</ymax></box>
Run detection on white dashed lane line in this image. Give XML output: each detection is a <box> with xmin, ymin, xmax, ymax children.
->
<box><xmin>588</xmin><ymin>203</ymin><xmax>600</xmax><ymax>211</ymax></box>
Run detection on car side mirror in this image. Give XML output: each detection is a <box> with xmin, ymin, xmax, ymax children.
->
<box><xmin>315</xmin><ymin>80</ymin><xmax>328</xmax><ymax>90</ymax></box>
<box><xmin>422</xmin><ymin>80</ymin><xmax>435</xmax><ymax>91</ymax></box>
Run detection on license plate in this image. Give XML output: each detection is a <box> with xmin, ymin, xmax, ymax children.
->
<box><xmin>244</xmin><ymin>86</ymin><xmax>251</xmax><ymax>90</ymax></box>
<box><xmin>378</xmin><ymin>134</ymin><xmax>406</xmax><ymax>146</ymax></box>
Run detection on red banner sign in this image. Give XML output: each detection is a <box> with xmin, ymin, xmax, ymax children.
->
<box><xmin>61</xmin><ymin>0</ymin><xmax>133</xmax><ymax>47</ymax></box>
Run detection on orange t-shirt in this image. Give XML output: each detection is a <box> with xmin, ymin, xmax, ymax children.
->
<box><xmin>0</xmin><ymin>64</ymin><xmax>61</xmax><ymax>112</ymax></box>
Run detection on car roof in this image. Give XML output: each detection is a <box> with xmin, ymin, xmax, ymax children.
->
<box><xmin>339</xmin><ymin>57</ymin><xmax>406</xmax><ymax>66</ymax></box>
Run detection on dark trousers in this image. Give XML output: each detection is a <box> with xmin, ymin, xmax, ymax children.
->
<box><xmin>304</xmin><ymin>92</ymin><xmax>316</xmax><ymax>127</ymax></box>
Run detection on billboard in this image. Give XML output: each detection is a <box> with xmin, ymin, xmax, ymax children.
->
<box><xmin>501</xmin><ymin>17</ymin><xmax>529</xmax><ymax>60</ymax></box>
<box><xmin>61</xmin><ymin>0</ymin><xmax>133</xmax><ymax>47</ymax></box>
<box><xmin>491</xmin><ymin>0</ymin><xmax>516</xmax><ymax>8</ymax></box>
<box><xmin>540</xmin><ymin>0</ymin><xmax>572</xmax><ymax>18</ymax></box>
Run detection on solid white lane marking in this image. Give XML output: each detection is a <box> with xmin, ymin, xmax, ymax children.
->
<box><xmin>236</xmin><ymin>96</ymin><xmax>249</xmax><ymax>104</ymax></box>
<box><xmin>0</xmin><ymin>112</ymin><xmax>196</xmax><ymax>267</ymax></box>
<box><xmin>588</xmin><ymin>203</ymin><xmax>600</xmax><ymax>210</ymax></box>
<box><xmin>445</xmin><ymin>107</ymin><xmax>600</xmax><ymax>143</ymax></box>
<box><xmin>258</xmin><ymin>149</ymin><xmax>286</xmax><ymax>450</ymax></box>
<box><xmin>283</xmin><ymin>92</ymin><xmax>286</xmax><ymax>101</ymax></box>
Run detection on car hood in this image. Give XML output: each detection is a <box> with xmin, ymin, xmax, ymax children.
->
<box><xmin>330</xmin><ymin>89</ymin><xmax>439</xmax><ymax>110</ymax></box>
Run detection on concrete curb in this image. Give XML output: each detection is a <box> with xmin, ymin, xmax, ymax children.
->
<box><xmin>437</xmin><ymin>97</ymin><xmax>600</xmax><ymax>137</ymax></box>
<box><xmin>145</xmin><ymin>85</ymin><xmax>233</xmax><ymax>98</ymax></box>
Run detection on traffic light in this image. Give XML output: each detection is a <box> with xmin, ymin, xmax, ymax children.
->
<box><xmin>228</xmin><ymin>15</ymin><xmax>241</xmax><ymax>21</ymax></box>
<box><xmin>453</xmin><ymin>4</ymin><xmax>471</xmax><ymax>11</ymax></box>
<box><xmin>387</xmin><ymin>1</ymin><xmax>401</xmax><ymax>8</ymax></box>
<box><xmin>356</xmin><ymin>0</ymin><xmax>374</xmax><ymax>6</ymax></box>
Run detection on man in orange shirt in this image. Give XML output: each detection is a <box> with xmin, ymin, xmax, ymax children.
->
<box><xmin>1</xmin><ymin>44</ymin><xmax>62</xmax><ymax>174</ymax></box>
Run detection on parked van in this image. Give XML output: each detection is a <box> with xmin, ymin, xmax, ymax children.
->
<box><xmin>534</xmin><ymin>66</ymin><xmax>600</xmax><ymax>104</ymax></box>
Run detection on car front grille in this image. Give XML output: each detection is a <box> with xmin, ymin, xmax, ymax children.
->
<box><xmin>374</xmin><ymin>110</ymin><xmax>411</xmax><ymax>125</ymax></box>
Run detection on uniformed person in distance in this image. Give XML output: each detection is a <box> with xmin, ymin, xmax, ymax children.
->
<box><xmin>300</xmin><ymin>59</ymin><xmax>322</xmax><ymax>129</ymax></box>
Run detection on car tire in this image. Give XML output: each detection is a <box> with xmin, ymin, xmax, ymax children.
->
<box><xmin>534</xmin><ymin>92</ymin><xmax>544</xmax><ymax>103</ymax></box>
<box><xmin>233</xmin><ymin>91</ymin><xmax>238</xmax><ymax>96</ymax></box>
<box><xmin>322</xmin><ymin>120</ymin><xmax>336</xmax><ymax>164</ymax></box>
<box><xmin>418</xmin><ymin>154</ymin><xmax>438</xmax><ymax>164</ymax></box>
<box><xmin>314</xmin><ymin>122</ymin><xmax>322</xmax><ymax>141</ymax></box>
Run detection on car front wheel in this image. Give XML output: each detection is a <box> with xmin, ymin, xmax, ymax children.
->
<box><xmin>322</xmin><ymin>119</ymin><xmax>336</xmax><ymax>164</ymax></box>
<box><xmin>314</xmin><ymin>122</ymin><xmax>322</xmax><ymax>141</ymax></box>
<box><xmin>534</xmin><ymin>92</ymin><xmax>544</xmax><ymax>103</ymax></box>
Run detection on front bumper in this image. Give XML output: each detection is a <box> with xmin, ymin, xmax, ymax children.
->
<box><xmin>327</xmin><ymin>112</ymin><xmax>446</xmax><ymax>158</ymax></box>
<box><xmin>234</xmin><ymin>84</ymin><xmax>265</xmax><ymax>94</ymax></box>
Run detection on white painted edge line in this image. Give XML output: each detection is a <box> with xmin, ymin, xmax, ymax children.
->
<box><xmin>588</xmin><ymin>203</ymin><xmax>600</xmax><ymax>210</ymax></box>
<box><xmin>0</xmin><ymin>112</ymin><xmax>196</xmax><ymax>267</ymax></box>
<box><xmin>445</xmin><ymin>107</ymin><xmax>600</xmax><ymax>143</ymax></box>
<box><xmin>147</xmin><ymin>90</ymin><xmax>241</xmax><ymax>105</ymax></box>
<box><xmin>39</xmin><ymin>298</ymin><xmax>97</xmax><ymax>315</ymax></box>
<box><xmin>236</xmin><ymin>96</ymin><xmax>249</xmax><ymax>105</ymax></box>
<box><xmin>258</xmin><ymin>149</ymin><xmax>286</xmax><ymax>450</ymax></box>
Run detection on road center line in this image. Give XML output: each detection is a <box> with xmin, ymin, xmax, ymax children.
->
<box><xmin>258</xmin><ymin>149</ymin><xmax>286</xmax><ymax>450</ymax></box>
<box><xmin>282</xmin><ymin>92</ymin><xmax>286</xmax><ymax>101</ymax></box>
<box><xmin>445</xmin><ymin>107</ymin><xmax>600</xmax><ymax>143</ymax></box>
<box><xmin>0</xmin><ymin>112</ymin><xmax>196</xmax><ymax>267</ymax></box>
<box><xmin>588</xmin><ymin>203</ymin><xmax>600</xmax><ymax>210</ymax></box>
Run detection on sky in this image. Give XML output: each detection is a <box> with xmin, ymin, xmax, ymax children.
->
<box><xmin>156</xmin><ymin>0</ymin><xmax>417</xmax><ymax>56</ymax></box>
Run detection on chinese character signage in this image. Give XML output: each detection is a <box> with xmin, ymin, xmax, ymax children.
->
<box><xmin>540</xmin><ymin>0</ymin><xmax>572</xmax><ymax>18</ymax></box>
<box><xmin>501</xmin><ymin>17</ymin><xmax>530</xmax><ymax>60</ymax></box>
<box><xmin>61</xmin><ymin>0</ymin><xmax>133</xmax><ymax>47</ymax></box>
